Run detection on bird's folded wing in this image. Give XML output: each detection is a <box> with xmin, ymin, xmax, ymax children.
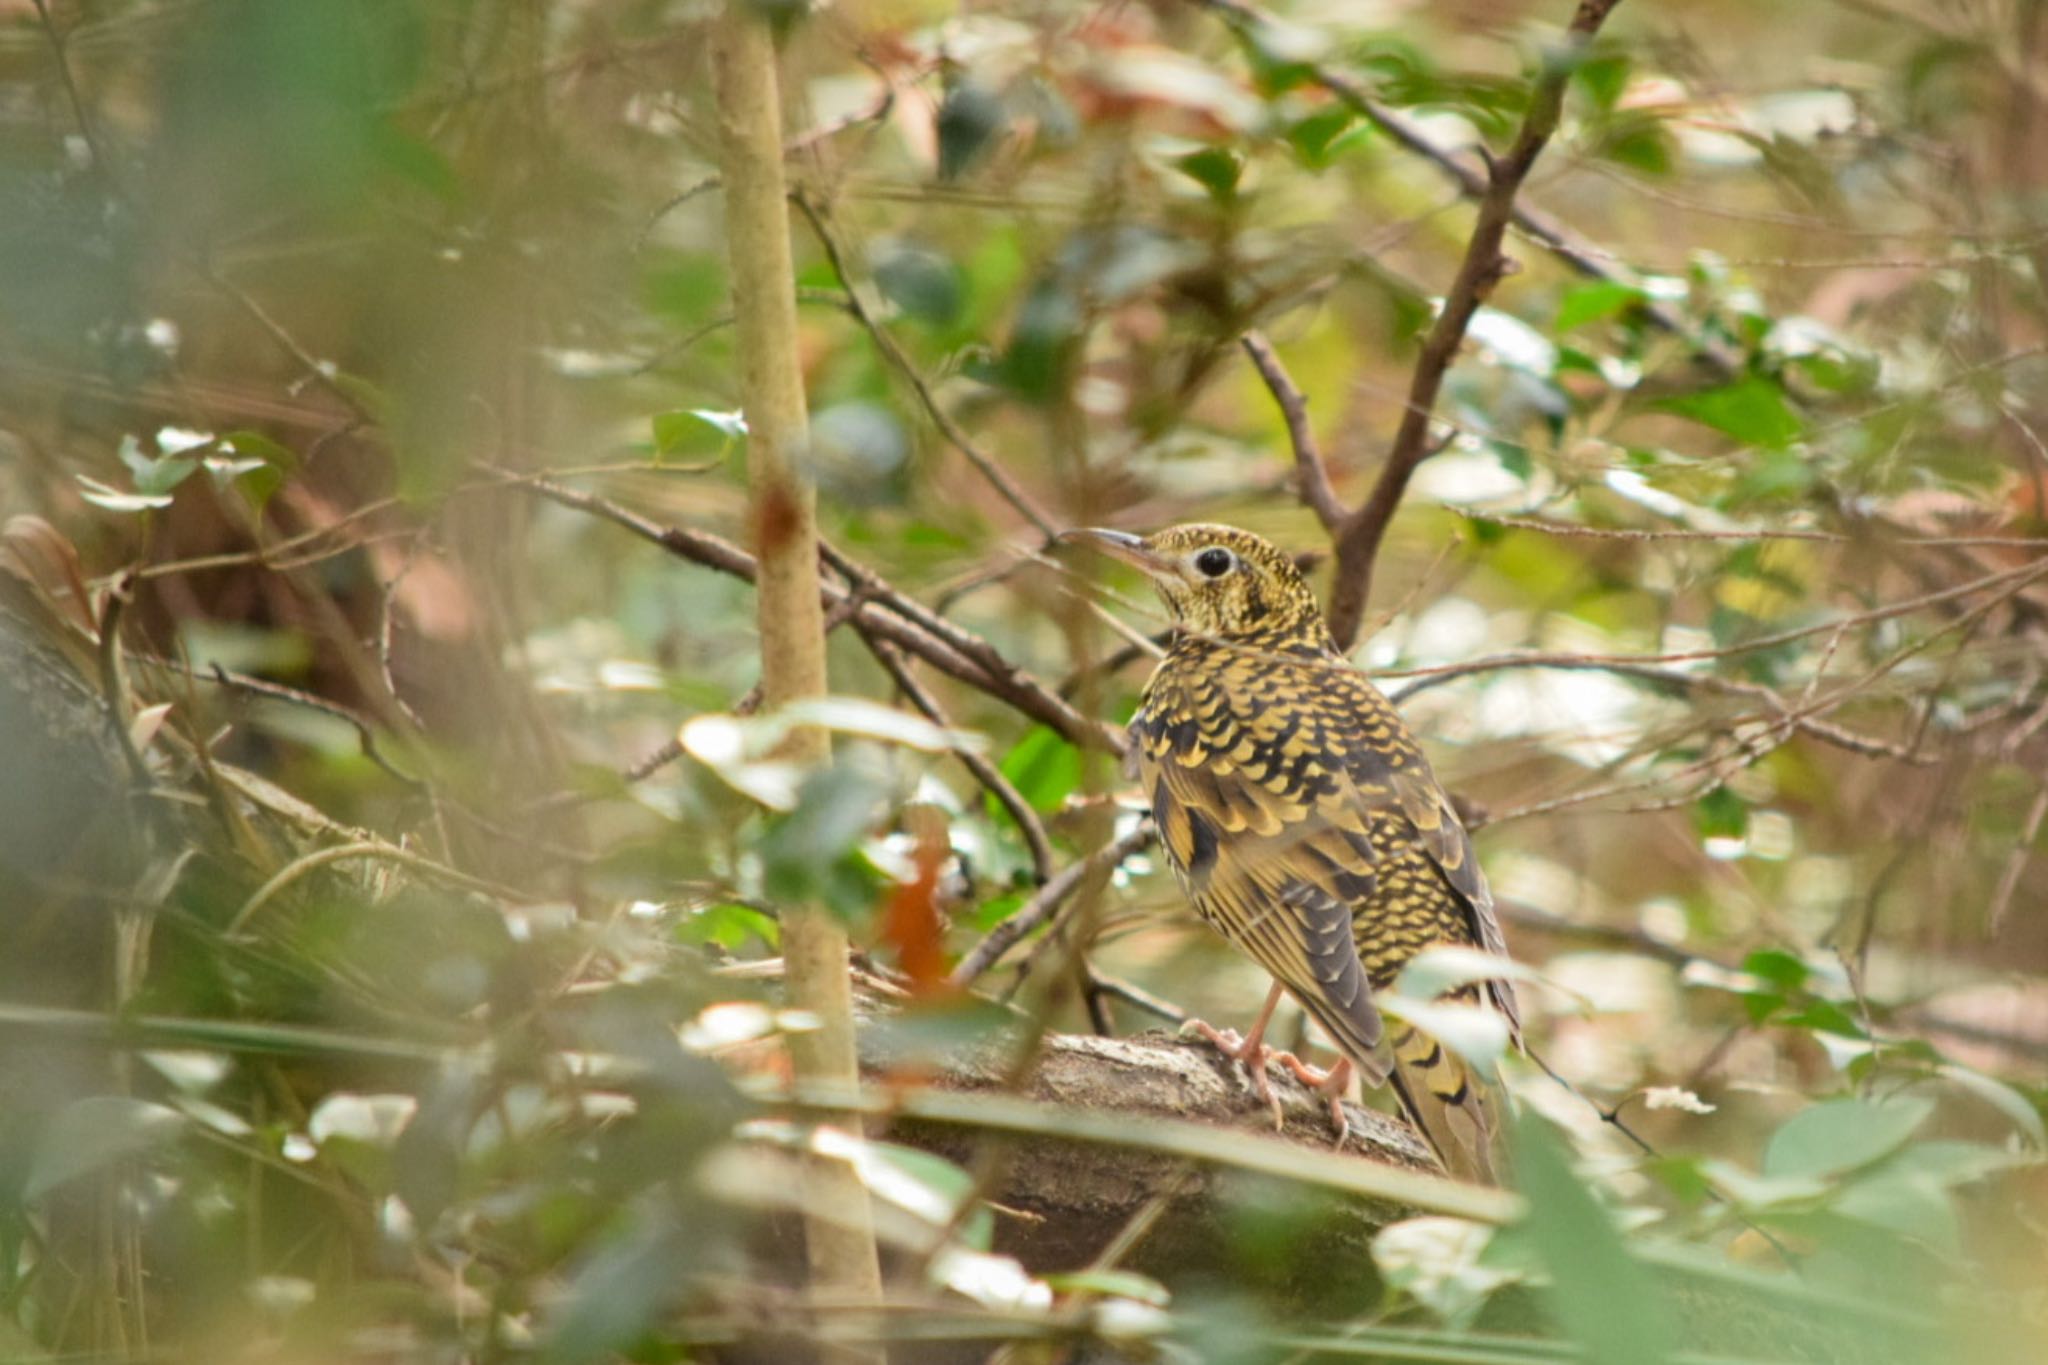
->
<box><xmin>1148</xmin><ymin>754</ymin><xmax>1391</xmax><ymax>1080</ymax></box>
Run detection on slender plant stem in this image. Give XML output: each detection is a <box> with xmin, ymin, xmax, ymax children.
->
<box><xmin>711</xmin><ymin>5</ymin><xmax>884</xmax><ymax>1344</ymax></box>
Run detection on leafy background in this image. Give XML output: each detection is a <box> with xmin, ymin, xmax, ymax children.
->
<box><xmin>1</xmin><ymin>0</ymin><xmax>2045</xmax><ymax>1360</ymax></box>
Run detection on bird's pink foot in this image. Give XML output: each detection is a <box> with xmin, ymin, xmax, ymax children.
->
<box><xmin>1179</xmin><ymin>1017</ymin><xmax>1285</xmax><ymax>1129</ymax></box>
<box><xmin>1270</xmin><ymin>1050</ymin><xmax>1357</xmax><ymax>1148</ymax></box>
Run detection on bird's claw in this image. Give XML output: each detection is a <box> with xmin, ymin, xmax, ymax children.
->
<box><xmin>1180</xmin><ymin>1017</ymin><xmax>1286</xmax><ymax>1130</ymax></box>
<box><xmin>1270</xmin><ymin>1049</ymin><xmax>1355</xmax><ymax>1150</ymax></box>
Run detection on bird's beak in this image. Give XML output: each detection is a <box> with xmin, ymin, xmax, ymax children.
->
<box><xmin>1059</xmin><ymin>527</ymin><xmax>1173</xmax><ymax>578</ymax></box>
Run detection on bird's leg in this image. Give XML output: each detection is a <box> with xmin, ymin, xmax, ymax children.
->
<box><xmin>1272</xmin><ymin>1051</ymin><xmax>1355</xmax><ymax>1148</ymax></box>
<box><xmin>1180</xmin><ymin>981</ymin><xmax>1288</xmax><ymax>1128</ymax></box>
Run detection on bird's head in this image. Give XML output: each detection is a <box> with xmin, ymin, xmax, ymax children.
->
<box><xmin>1063</xmin><ymin>523</ymin><xmax>1326</xmax><ymax>643</ymax></box>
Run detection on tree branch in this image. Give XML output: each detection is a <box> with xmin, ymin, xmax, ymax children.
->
<box><xmin>1240</xmin><ymin>331</ymin><xmax>1344</xmax><ymax>532</ymax></box>
<box><xmin>1189</xmin><ymin>0</ymin><xmax>1727</xmax><ymax>368</ymax></box>
<box><xmin>501</xmin><ymin>471</ymin><xmax>1123</xmax><ymax>754</ymax></box>
<box><xmin>949</xmin><ymin>823</ymin><xmax>1156</xmax><ymax>987</ymax></box>
<box><xmin>712</xmin><ymin>1</ymin><xmax>885</xmax><ymax>1330</ymax></box>
<box><xmin>1321</xmin><ymin>0</ymin><xmax>1626</xmax><ymax>648</ymax></box>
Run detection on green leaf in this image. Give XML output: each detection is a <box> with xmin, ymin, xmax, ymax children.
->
<box><xmin>678</xmin><ymin>902</ymin><xmax>780</xmax><ymax>952</ymax></box>
<box><xmin>1575</xmin><ymin>53</ymin><xmax>1632</xmax><ymax>111</ymax></box>
<box><xmin>998</xmin><ymin>725</ymin><xmax>1081</xmax><ymax>813</ymax></box>
<box><xmin>1173</xmin><ymin>145</ymin><xmax>1241</xmax><ymax>199</ymax></box>
<box><xmin>539</xmin><ymin>1205</ymin><xmax>698</xmax><ymax>1365</ymax></box>
<box><xmin>651</xmin><ymin>410</ymin><xmax>702</xmax><ymax>457</ymax></box>
<box><xmin>936</xmin><ymin>81</ymin><xmax>1006</xmax><ymax>181</ymax></box>
<box><xmin>1658</xmin><ymin>375</ymin><xmax>1804</xmax><ymax>448</ymax></box>
<box><xmin>1555</xmin><ymin>280</ymin><xmax>1646</xmax><ymax>333</ymax></box>
<box><xmin>1740</xmin><ymin>948</ymin><xmax>1809</xmax><ymax>992</ymax></box>
<box><xmin>874</xmin><ymin>243</ymin><xmax>965</xmax><ymax>327</ymax></box>
<box><xmin>27</xmin><ymin>1097</ymin><xmax>187</xmax><ymax>1200</ymax></box>
<box><xmin>756</xmin><ymin>758</ymin><xmax>890</xmax><ymax>916</ymax></box>
<box><xmin>1509</xmin><ymin>1118</ymin><xmax>1677</xmax><ymax>1365</ymax></box>
<box><xmin>1039</xmin><ymin>1268</ymin><xmax>1170</xmax><ymax>1306</ymax></box>
<box><xmin>1285</xmin><ymin>106</ymin><xmax>1354</xmax><ymax>167</ymax></box>
<box><xmin>1693</xmin><ymin>784</ymin><xmax>1748</xmax><ymax>841</ymax></box>
<box><xmin>1830</xmin><ymin>1166</ymin><xmax>1960</xmax><ymax>1254</ymax></box>
<box><xmin>1763</xmin><ymin>1097</ymin><xmax>1934</xmax><ymax>1180</ymax></box>
<box><xmin>1596</xmin><ymin>115</ymin><xmax>1675</xmax><ymax>175</ymax></box>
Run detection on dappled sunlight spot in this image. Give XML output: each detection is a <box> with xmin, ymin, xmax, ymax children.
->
<box><xmin>1410</xmin><ymin>443</ymin><xmax>1529</xmax><ymax>507</ymax></box>
<box><xmin>1473</xmin><ymin>667</ymin><xmax>1647</xmax><ymax>765</ymax></box>
<box><xmin>307</xmin><ymin>1093</ymin><xmax>416</xmax><ymax>1149</ymax></box>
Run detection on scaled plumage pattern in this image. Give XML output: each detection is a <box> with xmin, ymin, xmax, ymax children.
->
<box><xmin>1070</xmin><ymin>523</ymin><xmax>1520</xmax><ymax>1181</ymax></box>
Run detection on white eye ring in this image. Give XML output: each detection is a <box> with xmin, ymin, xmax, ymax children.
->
<box><xmin>1193</xmin><ymin>547</ymin><xmax>1235</xmax><ymax>578</ymax></box>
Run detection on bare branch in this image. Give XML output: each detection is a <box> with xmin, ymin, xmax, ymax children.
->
<box><xmin>1188</xmin><ymin>0</ymin><xmax>1728</xmax><ymax>368</ymax></box>
<box><xmin>1322</xmin><ymin>0</ymin><xmax>1627</xmax><ymax>648</ymax></box>
<box><xmin>499</xmin><ymin>470</ymin><xmax>1122</xmax><ymax>754</ymax></box>
<box><xmin>949</xmin><ymin>823</ymin><xmax>1155</xmax><ymax>987</ymax></box>
<box><xmin>1240</xmin><ymin>331</ymin><xmax>1346</xmax><ymax>532</ymax></box>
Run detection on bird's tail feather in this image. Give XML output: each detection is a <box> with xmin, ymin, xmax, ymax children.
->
<box><xmin>1387</xmin><ymin>1021</ymin><xmax>1501</xmax><ymax>1185</ymax></box>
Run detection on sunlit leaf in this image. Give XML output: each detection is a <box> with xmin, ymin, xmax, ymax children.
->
<box><xmin>1372</xmin><ymin>1216</ymin><xmax>1519</xmax><ymax>1327</ymax></box>
<box><xmin>1658</xmin><ymin>376</ymin><xmax>1804</xmax><ymax>448</ymax></box>
<box><xmin>1393</xmin><ymin>945</ymin><xmax>1539</xmax><ymax>1003</ymax></box>
<box><xmin>1377</xmin><ymin>996</ymin><xmax>1511</xmax><ymax>1072</ymax></box>
<box><xmin>1764</xmin><ymin>1097</ymin><xmax>1934</xmax><ymax>1180</ymax></box>
<box><xmin>1510</xmin><ymin>1118</ymin><xmax>1677</xmax><ymax>1365</ymax></box>
<box><xmin>76</xmin><ymin>475</ymin><xmax>174</xmax><ymax>512</ymax></box>
<box><xmin>26</xmin><ymin>1097</ymin><xmax>187</xmax><ymax>1201</ymax></box>
<box><xmin>998</xmin><ymin>724</ymin><xmax>1081</xmax><ymax>813</ymax></box>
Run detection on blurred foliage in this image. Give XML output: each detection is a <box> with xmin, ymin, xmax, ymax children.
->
<box><xmin>3</xmin><ymin>0</ymin><xmax>2048</xmax><ymax>1361</ymax></box>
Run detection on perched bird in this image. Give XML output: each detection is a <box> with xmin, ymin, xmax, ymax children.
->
<box><xmin>1067</xmin><ymin>523</ymin><xmax>1520</xmax><ymax>1181</ymax></box>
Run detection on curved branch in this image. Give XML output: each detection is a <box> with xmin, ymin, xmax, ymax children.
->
<box><xmin>1240</xmin><ymin>331</ymin><xmax>1344</xmax><ymax>532</ymax></box>
<box><xmin>1323</xmin><ymin>0</ymin><xmax>1626</xmax><ymax>648</ymax></box>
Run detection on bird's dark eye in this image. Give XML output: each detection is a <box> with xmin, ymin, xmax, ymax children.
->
<box><xmin>1194</xmin><ymin>547</ymin><xmax>1235</xmax><ymax>578</ymax></box>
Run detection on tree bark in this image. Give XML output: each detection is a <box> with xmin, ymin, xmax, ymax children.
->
<box><xmin>711</xmin><ymin>5</ymin><xmax>885</xmax><ymax>1353</ymax></box>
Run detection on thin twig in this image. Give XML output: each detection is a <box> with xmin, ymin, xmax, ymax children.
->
<box><xmin>638</xmin><ymin>73</ymin><xmax>900</xmax><ymax>251</ymax></box>
<box><xmin>1240</xmin><ymin>331</ymin><xmax>1344</xmax><ymax>531</ymax></box>
<box><xmin>496</xmin><ymin>469</ymin><xmax>1120</xmax><ymax>753</ymax></box>
<box><xmin>867</xmin><ymin>639</ymin><xmax>1057</xmax><ymax>884</ymax></box>
<box><xmin>95</xmin><ymin>574</ymin><xmax>153</xmax><ymax>789</ymax></box>
<box><xmin>949</xmin><ymin>823</ymin><xmax>1156</xmax><ymax>987</ymax></box>
<box><xmin>1987</xmin><ymin>781</ymin><xmax>2048</xmax><ymax>935</ymax></box>
<box><xmin>1083</xmin><ymin>967</ymin><xmax>1188</xmax><ymax>1025</ymax></box>
<box><xmin>792</xmin><ymin>192</ymin><xmax>1063</xmax><ymax>539</ymax></box>
<box><xmin>206</xmin><ymin>665</ymin><xmax>424</xmax><ymax>789</ymax></box>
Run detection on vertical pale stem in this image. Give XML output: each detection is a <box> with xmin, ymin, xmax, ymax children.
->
<box><xmin>710</xmin><ymin>3</ymin><xmax>886</xmax><ymax>1349</ymax></box>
